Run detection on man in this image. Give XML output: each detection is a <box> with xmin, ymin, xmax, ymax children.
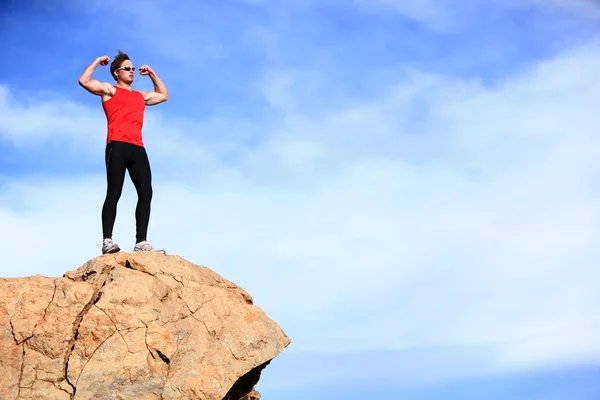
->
<box><xmin>78</xmin><ymin>50</ymin><xmax>169</xmax><ymax>254</ymax></box>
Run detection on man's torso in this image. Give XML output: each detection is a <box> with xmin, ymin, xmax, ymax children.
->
<box><xmin>102</xmin><ymin>86</ymin><xmax>146</xmax><ymax>147</ymax></box>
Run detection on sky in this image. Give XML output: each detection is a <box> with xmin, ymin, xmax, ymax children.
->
<box><xmin>1</xmin><ymin>0</ymin><xmax>600</xmax><ymax>398</ymax></box>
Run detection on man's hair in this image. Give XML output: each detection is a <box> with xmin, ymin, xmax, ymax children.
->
<box><xmin>110</xmin><ymin>50</ymin><xmax>130</xmax><ymax>82</ymax></box>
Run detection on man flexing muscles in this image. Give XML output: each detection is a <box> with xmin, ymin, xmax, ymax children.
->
<box><xmin>78</xmin><ymin>50</ymin><xmax>169</xmax><ymax>254</ymax></box>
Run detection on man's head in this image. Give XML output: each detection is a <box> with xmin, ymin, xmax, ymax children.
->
<box><xmin>110</xmin><ymin>50</ymin><xmax>135</xmax><ymax>84</ymax></box>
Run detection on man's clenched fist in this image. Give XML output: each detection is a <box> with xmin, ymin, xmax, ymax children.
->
<box><xmin>97</xmin><ymin>56</ymin><xmax>110</xmax><ymax>66</ymax></box>
<box><xmin>139</xmin><ymin>65</ymin><xmax>154</xmax><ymax>76</ymax></box>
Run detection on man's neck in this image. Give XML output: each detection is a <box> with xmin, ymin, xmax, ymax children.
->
<box><xmin>116</xmin><ymin>82</ymin><xmax>132</xmax><ymax>91</ymax></box>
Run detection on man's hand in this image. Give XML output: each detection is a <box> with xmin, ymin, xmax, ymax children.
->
<box><xmin>97</xmin><ymin>56</ymin><xmax>110</xmax><ymax>66</ymax></box>
<box><xmin>78</xmin><ymin>55</ymin><xmax>115</xmax><ymax>98</ymax></box>
<box><xmin>138</xmin><ymin>64</ymin><xmax>169</xmax><ymax>105</ymax></box>
<box><xmin>139</xmin><ymin>65</ymin><xmax>154</xmax><ymax>76</ymax></box>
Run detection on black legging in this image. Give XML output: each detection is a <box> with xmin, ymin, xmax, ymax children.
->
<box><xmin>102</xmin><ymin>140</ymin><xmax>153</xmax><ymax>243</ymax></box>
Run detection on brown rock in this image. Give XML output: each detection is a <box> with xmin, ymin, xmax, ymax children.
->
<box><xmin>0</xmin><ymin>252</ymin><xmax>290</xmax><ymax>399</ymax></box>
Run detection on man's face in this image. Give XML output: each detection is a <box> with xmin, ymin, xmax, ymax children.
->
<box><xmin>115</xmin><ymin>60</ymin><xmax>135</xmax><ymax>84</ymax></box>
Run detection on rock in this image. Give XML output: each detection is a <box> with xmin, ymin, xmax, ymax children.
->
<box><xmin>241</xmin><ymin>389</ymin><xmax>261</xmax><ymax>400</ymax></box>
<box><xmin>0</xmin><ymin>252</ymin><xmax>290</xmax><ymax>399</ymax></box>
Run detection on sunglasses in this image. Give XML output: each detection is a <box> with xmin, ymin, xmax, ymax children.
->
<box><xmin>116</xmin><ymin>66</ymin><xmax>135</xmax><ymax>72</ymax></box>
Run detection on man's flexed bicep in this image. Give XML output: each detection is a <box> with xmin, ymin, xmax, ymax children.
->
<box><xmin>78</xmin><ymin>56</ymin><xmax>115</xmax><ymax>97</ymax></box>
<box><xmin>79</xmin><ymin>79</ymin><xmax>114</xmax><ymax>96</ymax></box>
<box><xmin>138</xmin><ymin>65</ymin><xmax>169</xmax><ymax>106</ymax></box>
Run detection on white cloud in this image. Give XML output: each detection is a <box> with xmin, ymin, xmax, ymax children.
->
<box><xmin>353</xmin><ymin>0</ymin><xmax>452</xmax><ymax>31</ymax></box>
<box><xmin>0</xmin><ymin>85</ymin><xmax>104</xmax><ymax>149</ymax></box>
<box><xmin>538</xmin><ymin>0</ymin><xmax>600</xmax><ymax>18</ymax></box>
<box><xmin>2</xmin><ymin>32</ymin><xmax>600</xmax><ymax>386</ymax></box>
<box><xmin>354</xmin><ymin>0</ymin><xmax>600</xmax><ymax>32</ymax></box>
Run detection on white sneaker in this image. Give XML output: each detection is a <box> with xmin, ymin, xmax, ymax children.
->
<box><xmin>133</xmin><ymin>241</ymin><xmax>166</xmax><ymax>254</ymax></box>
<box><xmin>102</xmin><ymin>238</ymin><xmax>120</xmax><ymax>254</ymax></box>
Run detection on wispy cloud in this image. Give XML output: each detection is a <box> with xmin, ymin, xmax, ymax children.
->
<box><xmin>539</xmin><ymin>0</ymin><xmax>600</xmax><ymax>18</ymax></box>
<box><xmin>354</xmin><ymin>0</ymin><xmax>452</xmax><ymax>31</ymax></box>
<box><xmin>3</xmin><ymin>38</ymin><xmax>600</xmax><ymax>370</ymax></box>
<box><xmin>0</xmin><ymin>85</ymin><xmax>103</xmax><ymax>147</ymax></box>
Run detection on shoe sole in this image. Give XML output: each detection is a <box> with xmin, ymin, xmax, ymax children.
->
<box><xmin>102</xmin><ymin>247</ymin><xmax>120</xmax><ymax>254</ymax></box>
<box><xmin>134</xmin><ymin>249</ymin><xmax>166</xmax><ymax>254</ymax></box>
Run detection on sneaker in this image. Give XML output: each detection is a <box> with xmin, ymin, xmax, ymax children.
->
<box><xmin>133</xmin><ymin>241</ymin><xmax>166</xmax><ymax>254</ymax></box>
<box><xmin>102</xmin><ymin>238</ymin><xmax>120</xmax><ymax>254</ymax></box>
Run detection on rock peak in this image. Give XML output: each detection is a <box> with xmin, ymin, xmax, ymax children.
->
<box><xmin>1</xmin><ymin>252</ymin><xmax>290</xmax><ymax>399</ymax></box>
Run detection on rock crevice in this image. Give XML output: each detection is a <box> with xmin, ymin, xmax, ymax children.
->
<box><xmin>63</xmin><ymin>266</ymin><xmax>114</xmax><ymax>398</ymax></box>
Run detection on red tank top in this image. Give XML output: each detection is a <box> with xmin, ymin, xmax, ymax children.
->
<box><xmin>102</xmin><ymin>86</ymin><xmax>146</xmax><ymax>147</ymax></box>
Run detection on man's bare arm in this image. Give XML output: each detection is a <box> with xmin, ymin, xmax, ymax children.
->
<box><xmin>139</xmin><ymin>65</ymin><xmax>169</xmax><ymax>106</ymax></box>
<box><xmin>78</xmin><ymin>56</ymin><xmax>115</xmax><ymax>96</ymax></box>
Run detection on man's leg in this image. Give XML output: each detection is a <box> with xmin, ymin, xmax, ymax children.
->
<box><xmin>101</xmin><ymin>141</ymin><xmax>129</xmax><ymax>240</ymax></box>
<box><xmin>127</xmin><ymin>144</ymin><xmax>153</xmax><ymax>244</ymax></box>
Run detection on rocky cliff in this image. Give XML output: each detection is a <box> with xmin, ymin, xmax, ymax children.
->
<box><xmin>0</xmin><ymin>252</ymin><xmax>290</xmax><ymax>399</ymax></box>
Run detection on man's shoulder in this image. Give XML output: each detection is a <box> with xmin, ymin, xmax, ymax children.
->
<box><xmin>134</xmin><ymin>90</ymin><xmax>147</xmax><ymax>103</ymax></box>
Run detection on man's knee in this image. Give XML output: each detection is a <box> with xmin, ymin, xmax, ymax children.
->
<box><xmin>105</xmin><ymin>184</ymin><xmax>124</xmax><ymax>200</ymax></box>
<box><xmin>138</xmin><ymin>186</ymin><xmax>152</xmax><ymax>202</ymax></box>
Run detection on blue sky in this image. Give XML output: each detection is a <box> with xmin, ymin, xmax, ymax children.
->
<box><xmin>2</xmin><ymin>0</ymin><xmax>600</xmax><ymax>398</ymax></box>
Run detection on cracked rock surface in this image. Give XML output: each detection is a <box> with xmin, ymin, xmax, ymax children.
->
<box><xmin>0</xmin><ymin>252</ymin><xmax>290</xmax><ymax>399</ymax></box>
